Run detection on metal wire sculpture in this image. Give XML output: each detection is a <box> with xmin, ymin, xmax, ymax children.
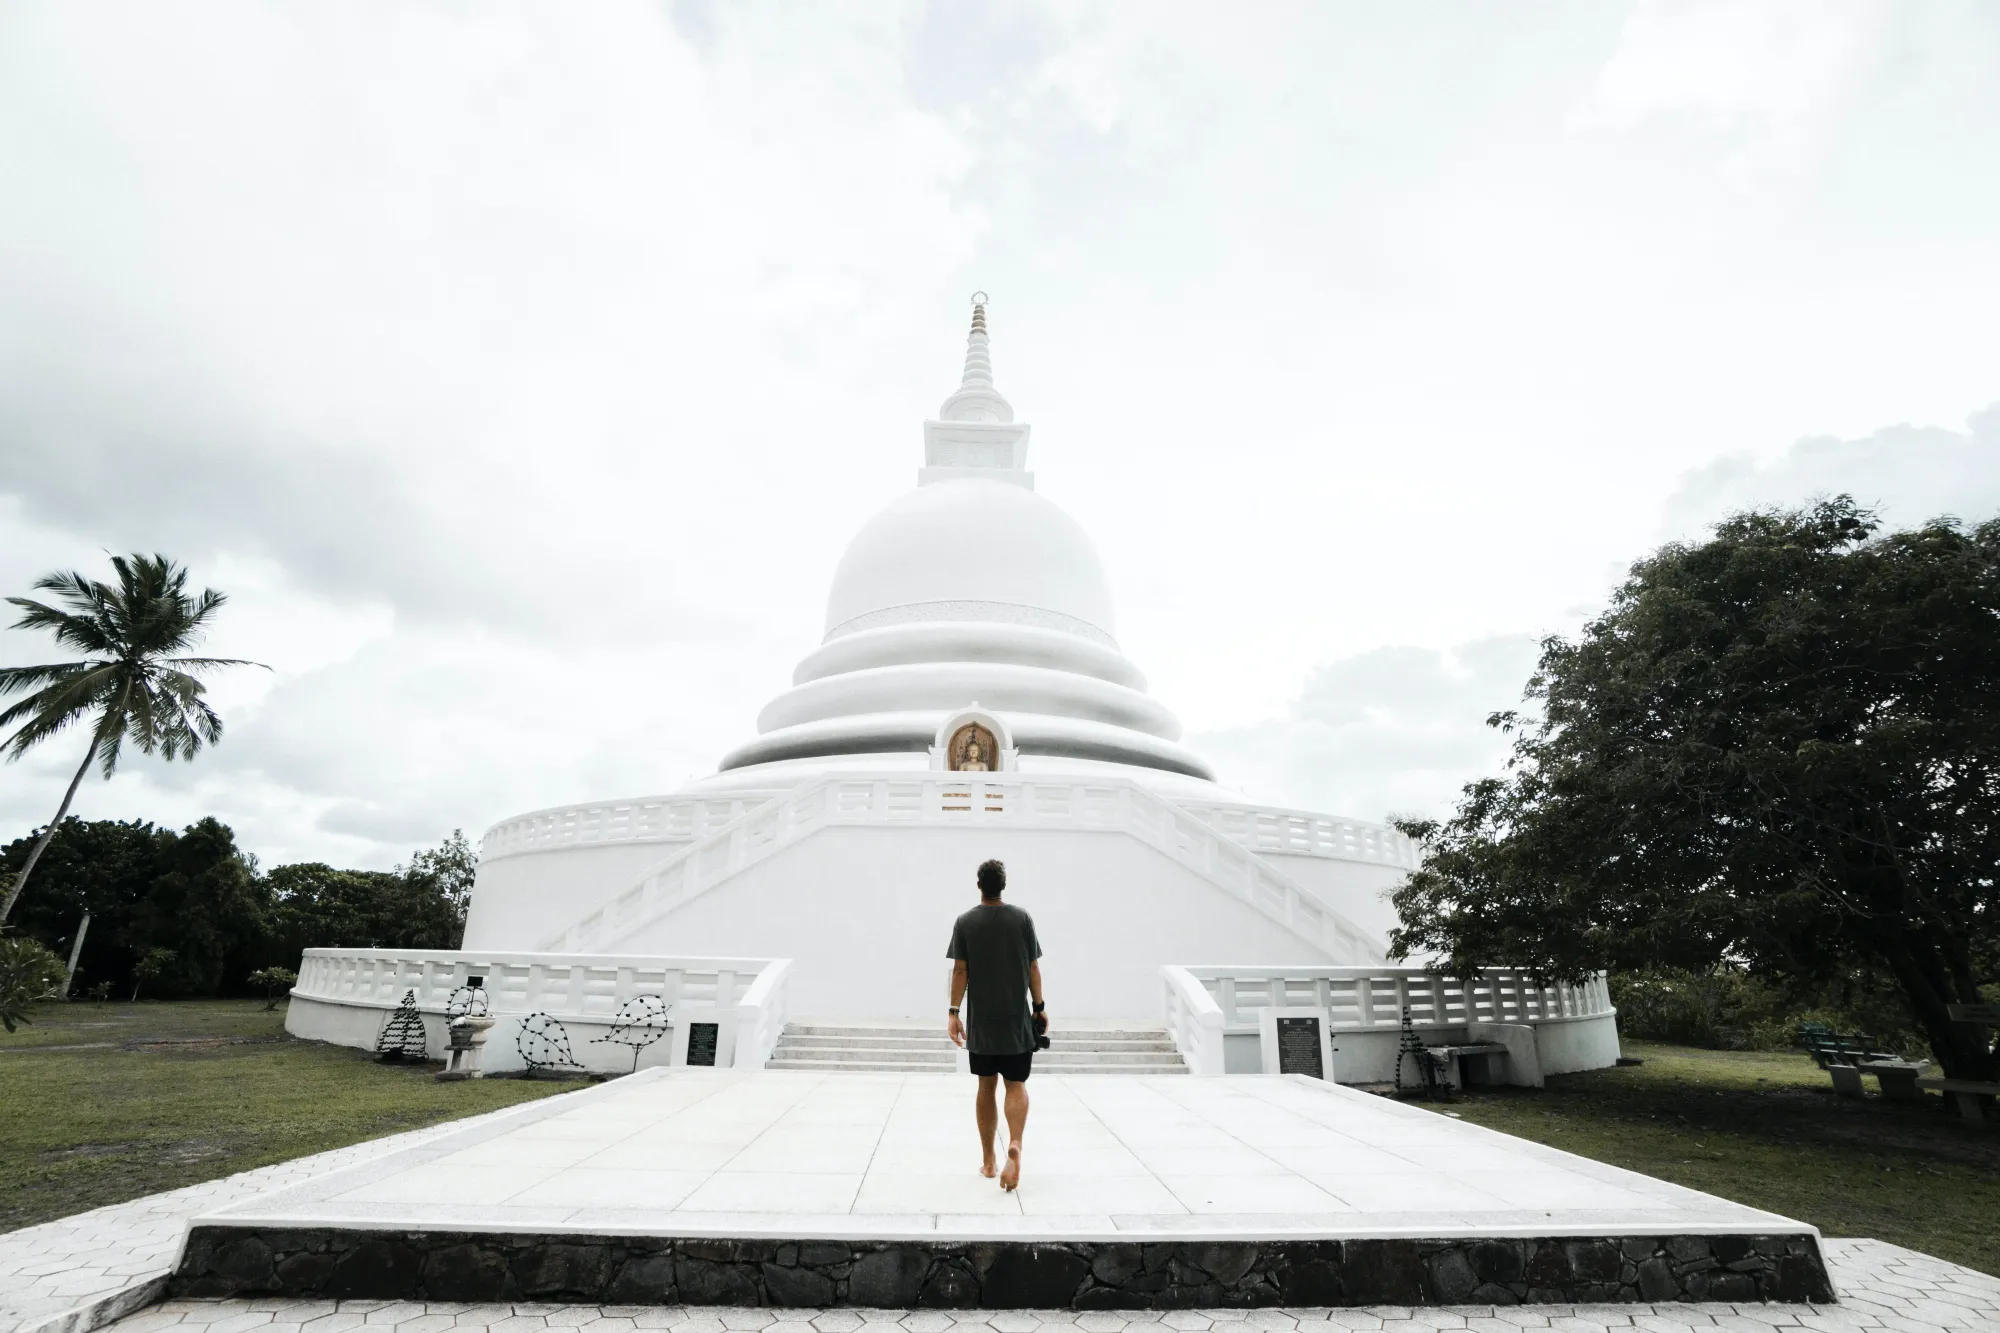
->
<box><xmin>375</xmin><ymin>989</ymin><xmax>429</xmax><ymax>1062</ymax></box>
<box><xmin>590</xmin><ymin>994</ymin><xmax>673</xmax><ymax>1072</ymax></box>
<box><xmin>516</xmin><ymin>1011</ymin><xmax>585</xmax><ymax>1075</ymax></box>
<box><xmin>446</xmin><ymin>980</ymin><xmax>490</xmax><ymax>1019</ymax></box>
<box><xmin>1393</xmin><ymin>1004</ymin><xmax>1450</xmax><ymax>1100</ymax></box>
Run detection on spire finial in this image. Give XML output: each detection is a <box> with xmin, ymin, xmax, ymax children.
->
<box><xmin>940</xmin><ymin>291</ymin><xmax>1012</xmax><ymax>423</ymax></box>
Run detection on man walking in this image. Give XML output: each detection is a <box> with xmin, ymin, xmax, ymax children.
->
<box><xmin>946</xmin><ymin>858</ymin><xmax>1045</xmax><ymax>1191</ymax></box>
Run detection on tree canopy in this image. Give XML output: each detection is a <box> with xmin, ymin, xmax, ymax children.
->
<box><xmin>1391</xmin><ymin>499</ymin><xmax>2000</xmax><ymax>1079</ymax></box>
<box><xmin>1</xmin><ymin>818</ymin><xmax>474</xmax><ymax>1000</ymax></box>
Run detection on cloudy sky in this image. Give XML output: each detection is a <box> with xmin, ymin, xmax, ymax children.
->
<box><xmin>3</xmin><ymin>1</ymin><xmax>1997</xmax><ymax>870</ymax></box>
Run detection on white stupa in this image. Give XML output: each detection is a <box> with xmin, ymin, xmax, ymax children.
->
<box><xmin>461</xmin><ymin>300</ymin><xmax>1418</xmax><ymax>1017</ymax></box>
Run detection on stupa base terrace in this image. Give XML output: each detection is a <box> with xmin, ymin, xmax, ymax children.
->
<box><xmin>170</xmin><ymin>1068</ymin><xmax>1833</xmax><ymax>1309</ymax></box>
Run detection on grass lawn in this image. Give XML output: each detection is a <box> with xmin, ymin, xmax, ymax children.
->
<box><xmin>0</xmin><ymin>997</ymin><xmax>572</xmax><ymax>1234</ymax></box>
<box><xmin>1418</xmin><ymin>1039</ymin><xmax>2000</xmax><ymax>1278</ymax></box>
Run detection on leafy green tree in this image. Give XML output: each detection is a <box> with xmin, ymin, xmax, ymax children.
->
<box><xmin>246</xmin><ymin>966</ymin><xmax>297</xmax><ymax>1010</ymax></box>
<box><xmin>0</xmin><ymin>817</ymin><xmax>271</xmax><ymax>999</ymax></box>
<box><xmin>1392</xmin><ymin>500</ymin><xmax>2000</xmax><ymax>1080</ymax></box>
<box><xmin>129</xmin><ymin>946</ymin><xmax>176</xmax><ymax>1001</ymax></box>
<box><xmin>398</xmin><ymin>829</ymin><xmax>476</xmax><ymax>948</ymax></box>
<box><xmin>0</xmin><ymin>554</ymin><xmax>263</xmax><ymax>924</ymax></box>
<box><xmin>0</xmin><ymin>933</ymin><xmax>68</xmax><ymax>1031</ymax></box>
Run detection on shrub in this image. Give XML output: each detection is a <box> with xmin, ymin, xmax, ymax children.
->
<box><xmin>0</xmin><ymin>933</ymin><xmax>69</xmax><ymax>1031</ymax></box>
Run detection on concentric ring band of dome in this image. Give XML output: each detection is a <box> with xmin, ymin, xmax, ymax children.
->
<box><xmin>794</xmin><ymin>621</ymin><xmax>1147</xmax><ymax>690</ymax></box>
<box><xmin>718</xmin><ymin>710</ymin><xmax>1216</xmax><ymax>781</ymax></box>
<box><xmin>826</xmin><ymin>599</ymin><xmax>1116</xmax><ymax>648</ymax></box>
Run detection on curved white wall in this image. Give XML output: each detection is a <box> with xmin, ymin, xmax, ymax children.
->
<box><xmin>589</xmin><ymin>823</ymin><xmax>1342</xmax><ymax>1018</ymax></box>
<box><xmin>464</xmin><ymin>841</ymin><xmax>686</xmax><ymax>951</ymax></box>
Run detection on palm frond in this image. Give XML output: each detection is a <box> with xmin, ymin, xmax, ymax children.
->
<box><xmin>0</xmin><ymin>669</ymin><xmax>118</xmax><ymax>758</ymax></box>
<box><xmin>6</xmin><ymin>593</ymin><xmax>117</xmax><ymax>657</ymax></box>
<box><xmin>0</xmin><ymin>660</ymin><xmax>110</xmax><ymax>695</ymax></box>
<box><xmin>158</xmin><ymin>655</ymin><xmax>268</xmax><ymax>675</ymax></box>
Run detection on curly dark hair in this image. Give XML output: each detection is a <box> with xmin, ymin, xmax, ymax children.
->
<box><xmin>976</xmin><ymin>859</ymin><xmax>1006</xmax><ymax>897</ymax></box>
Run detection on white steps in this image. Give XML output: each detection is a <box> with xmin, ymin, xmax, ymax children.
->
<box><xmin>764</xmin><ymin>1022</ymin><xmax>1188</xmax><ymax>1074</ymax></box>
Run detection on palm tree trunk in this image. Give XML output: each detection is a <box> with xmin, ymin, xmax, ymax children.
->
<box><xmin>0</xmin><ymin>736</ymin><xmax>98</xmax><ymax>926</ymax></box>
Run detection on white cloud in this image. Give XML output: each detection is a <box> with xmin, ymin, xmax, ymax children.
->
<box><xmin>2</xmin><ymin>2</ymin><xmax>1997</xmax><ymax>865</ymax></box>
<box><xmin>1195</xmin><ymin>636</ymin><xmax>1543</xmax><ymax>823</ymax></box>
<box><xmin>1661</xmin><ymin>402</ymin><xmax>2000</xmax><ymax>539</ymax></box>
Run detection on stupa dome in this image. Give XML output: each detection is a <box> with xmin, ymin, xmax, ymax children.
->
<box><xmin>714</xmin><ymin>297</ymin><xmax>1215</xmax><ymax>782</ymax></box>
<box><xmin>823</xmin><ymin>477</ymin><xmax>1117</xmax><ymax>645</ymax></box>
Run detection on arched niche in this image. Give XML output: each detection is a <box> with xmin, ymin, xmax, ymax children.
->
<box><xmin>929</xmin><ymin>704</ymin><xmax>1018</xmax><ymax>773</ymax></box>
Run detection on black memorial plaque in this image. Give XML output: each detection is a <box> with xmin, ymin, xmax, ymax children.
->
<box><xmin>1275</xmin><ymin>1015</ymin><xmax>1324</xmax><ymax>1078</ymax></box>
<box><xmin>685</xmin><ymin>1021</ymin><xmax>720</xmax><ymax>1067</ymax></box>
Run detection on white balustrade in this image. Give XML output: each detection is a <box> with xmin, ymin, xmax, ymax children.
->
<box><xmin>1177</xmin><ymin>802</ymin><xmax>1422</xmax><ymax>869</ymax></box>
<box><xmin>292</xmin><ymin>948</ymin><xmax>783</xmax><ymax>1022</ymax></box>
<box><xmin>542</xmin><ymin>774</ymin><xmax>1387</xmax><ymax>968</ymax></box>
<box><xmin>479</xmin><ymin>794</ymin><xmax>780</xmax><ymax>861</ymax></box>
<box><xmin>1167</xmin><ymin>964</ymin><xmax>1613</xmax><ymax>1037</ymax></box>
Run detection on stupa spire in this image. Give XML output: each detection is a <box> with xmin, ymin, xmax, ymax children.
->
<box><xmin>938</xmin><ymin>291</ymin><xmax>1014</xmax><ymax>424</ymax></box>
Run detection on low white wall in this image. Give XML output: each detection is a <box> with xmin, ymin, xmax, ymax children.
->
<box><xmin>283</xmin><ymin>948</ymin><xmax>791</xmax><ymax>1075</ymax></box>
<box><xmin>1162</xmin><ymin>964</ymin><xmax>1621</xmax><ymax>1083</ymax></box>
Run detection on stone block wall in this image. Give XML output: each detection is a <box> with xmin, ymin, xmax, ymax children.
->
<box><xmin>173</xmin><ymin>1228</ymin><xmax>1836</xmax><ymax>1308</ymax></box>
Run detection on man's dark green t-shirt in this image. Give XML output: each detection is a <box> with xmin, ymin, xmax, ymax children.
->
<box><xmin>946</xmin><ymin>902</ymin><xmax>1042</xmax><ymax>1056</ymax></box>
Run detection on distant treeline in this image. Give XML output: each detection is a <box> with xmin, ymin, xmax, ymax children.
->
<box><xmin>1</xmin><ymin>817</ymin><xmax>474</xmax><ymax>1000</ymax></box>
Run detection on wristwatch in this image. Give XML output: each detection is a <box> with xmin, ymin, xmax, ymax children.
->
<box><xmin>948</xmin><ymin>1006</ymin><xmax>960</xmax><ymax>1016</ymax></box>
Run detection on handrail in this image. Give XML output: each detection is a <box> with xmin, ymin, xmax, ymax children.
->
<box><xmin>538</xmin><ymin>774</ymin><xmax>1388</xmax><ymax>967</ymax></box>
<box><xmin>1178</xmin><ymin>964</ymin><xmax>1614</xmax><ymax>1033</ymax></box>
<box><xmin>732</xmin><ymin>957</ymin><xmax>794</xmax><ymax>1070</ymax></box>
<box><xmin>1160</xmin><ymin>965</ymin><xmax>1226</xmax><ymax>1075</ymax></box>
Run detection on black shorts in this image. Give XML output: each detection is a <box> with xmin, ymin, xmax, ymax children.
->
<box><xmin>968</xmin><ymin>1050</ymin><xmax>1033</xmax><ymax>1082</ymax></box>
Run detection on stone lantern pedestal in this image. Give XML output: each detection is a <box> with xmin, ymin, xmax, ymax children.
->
<box><xmin>436</xmin><ymin>1015</ymin><xmax>497</xmax><ymax>1081</ymax></box>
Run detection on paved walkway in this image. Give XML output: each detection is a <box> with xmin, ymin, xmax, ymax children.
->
<box><xmin>87</xmin><ymin>1241</ymin><xmax>2000</xmax><ymax>1332</ymax></box>
<box><xmin>199</xmin><ymin>1071</ymin><xmax>1801</xmax><ymax>1239</ymax></box>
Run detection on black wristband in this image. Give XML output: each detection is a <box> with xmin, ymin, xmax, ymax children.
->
<box><xmin>948</xmin><ymin>1006</ymin><xmax>960</xmax><ymax>1015</ymax></box>
<box><xmin>1032</xmin><ymin>1002</ymin><xmax>1045</xmax><ymax>1013</ymax></box>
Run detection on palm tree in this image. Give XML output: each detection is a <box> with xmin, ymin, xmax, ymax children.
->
<box><xmin>0</xmin><ymin>554</ymin><xmax>264</xmax><ymax>924</ymax></box>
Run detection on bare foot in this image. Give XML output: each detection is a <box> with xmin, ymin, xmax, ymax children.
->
<box><xmin>980</xmin><ymin>1151</ymin><xmax>997</xmax><ymax>1179</ymax></box>
<box><xmin>999</xmin><ymin>1141</ymin><xmax>1022</xmax><ymax>1191</ymax></box>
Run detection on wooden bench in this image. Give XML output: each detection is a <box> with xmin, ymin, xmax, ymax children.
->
<box><xmin>1797</xmin><ymin>1023</ymin><xmax>1899</xmax><ymax>1069</ymax></box>
<box><xmin>1915</xmin><ymin>1076</ymin><xmax>2000</xmax><ymax>1124</ymax></box>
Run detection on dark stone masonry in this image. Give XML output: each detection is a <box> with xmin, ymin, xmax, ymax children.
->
<box><xmin>173</xmin><ymin>1227</ymin><xmax>1836</xmax><ymax>1308</ymax></box>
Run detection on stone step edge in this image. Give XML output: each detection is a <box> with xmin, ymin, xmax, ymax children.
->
<box><xmin>776</xmin><ymin>1032</ymin><xmax>1176</xmax><ymax>1040</ymax></box>
<box><xmin>785</xmin><ymin>1026</ymin><xmax>1173</xmax><ymax>1040</ymax></box>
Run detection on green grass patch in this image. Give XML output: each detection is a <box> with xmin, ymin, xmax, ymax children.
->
<box><xmin>1417</xmin><ymin>1039</ymin><xmax>2000</xmax><ymax>1278</ymax></box>
<box><xmin>0</xmin><ymin>998</ymin><xmax>572</xmax><ymax>1233</ymax></box>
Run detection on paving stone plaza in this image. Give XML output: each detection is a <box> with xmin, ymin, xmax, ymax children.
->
<box><xmin>5</xmin><ymin>1073</ymin><xmax>1998</xmax><ymax>1333</ymax></box>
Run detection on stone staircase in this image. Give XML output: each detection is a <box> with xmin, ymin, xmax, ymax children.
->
<box><xmin>765</xmin><ymin>1022</ymin><xmax>1188</xmax><ymax>1074</ymax></box>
